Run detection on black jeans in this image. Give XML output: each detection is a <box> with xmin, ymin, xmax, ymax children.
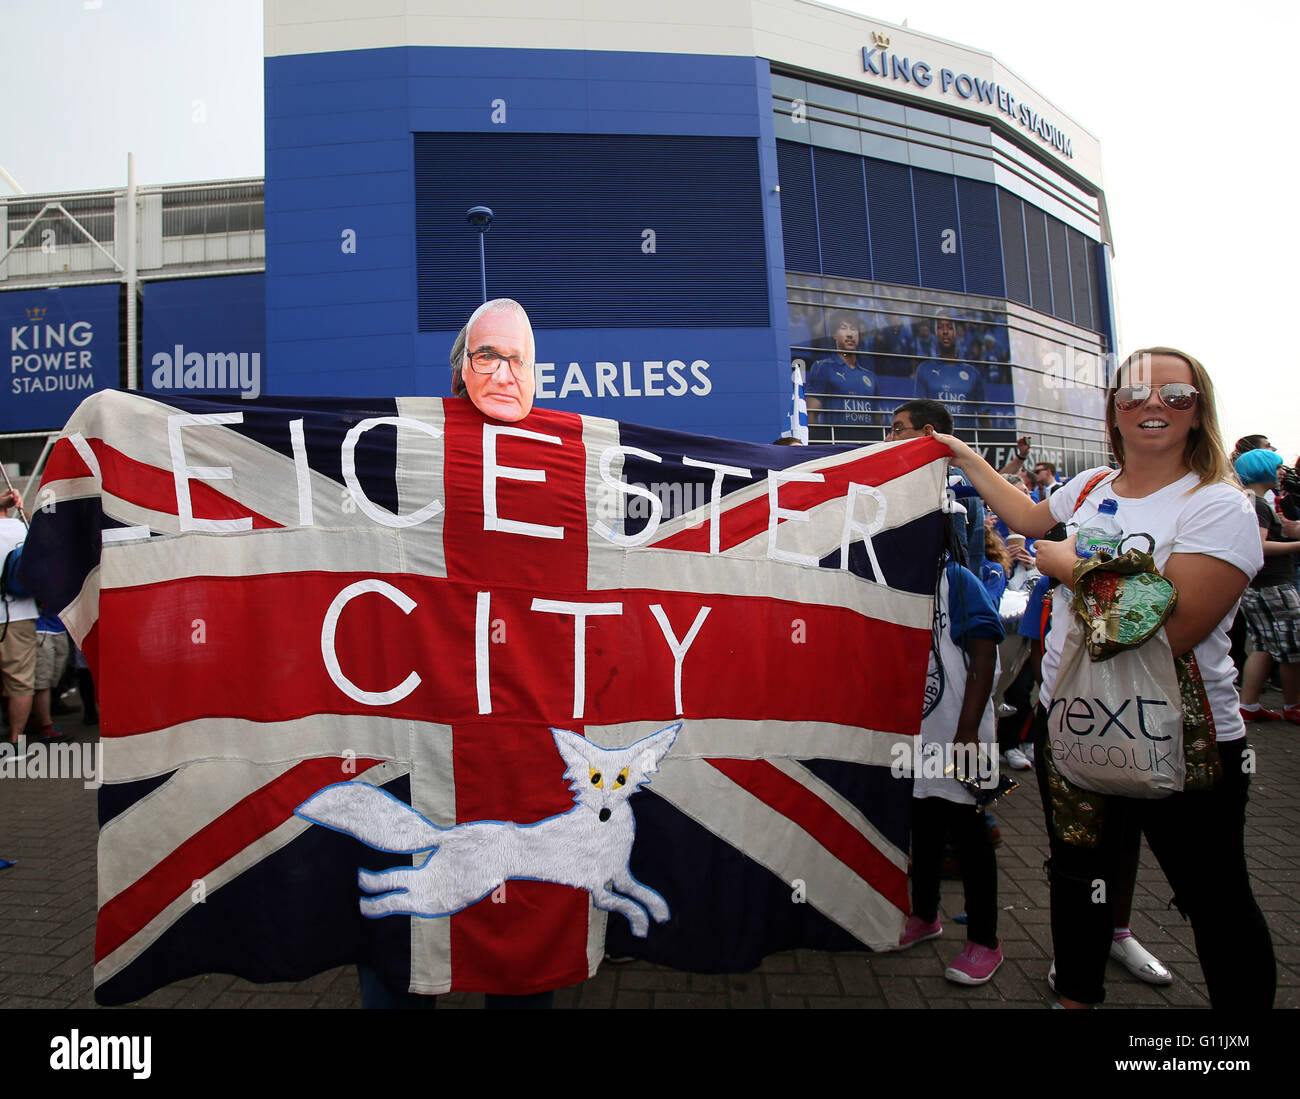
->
<box><xmin>910</xmin><ymin>795</ymin><xmax>998</xmax><ymax>948</ymax></box>
<box><xmin>1031</xmin><ymin>707</ymin><xmax>1275</xmax><ymax>1007</ymax></box>
<box><xmin>357</xmin><ymin>964</ymin><xmax>555</xmax><ymax>1009</ymax></box>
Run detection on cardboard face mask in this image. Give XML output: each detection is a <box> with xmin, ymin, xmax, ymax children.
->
<box><xmin>462</xmin><ymin>309</ymin><xmax>536</xmax><ymax>422</ymax></box>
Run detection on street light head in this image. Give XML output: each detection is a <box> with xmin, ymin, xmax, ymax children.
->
<box><xmin>467</xmin><ymin>206</ymin><xmax>494</xmax><ymax>233</ymax></box>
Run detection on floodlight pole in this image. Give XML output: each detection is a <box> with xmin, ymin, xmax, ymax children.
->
<box><xmin>125</xmin><ymin>152</ymin><xmax>138</xmax><ymax>390</ymax></box>
<box><xmin>0</xmin><ymin>165</ymin><xmax>25</xmax><ymax>195</ymax></box>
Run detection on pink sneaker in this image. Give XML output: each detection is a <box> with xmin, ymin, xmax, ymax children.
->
<box><xmin>944</xmin><ymin>940</ymin><xmax>1004</xmax><ymax>985</ymax></box>
<box><xmin>898</xmin><ymin>915</ymin><xmax>942</xmax><ymax>949</ymax></box>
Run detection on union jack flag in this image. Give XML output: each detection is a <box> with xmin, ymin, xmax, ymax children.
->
<box><xmin>20</xmin><ymin>391</ymin><xmax>949</xmax><ymax>1004</ymax></box>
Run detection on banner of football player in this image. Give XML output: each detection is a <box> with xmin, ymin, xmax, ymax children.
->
<box><xmin>20</xmin><ymin>390</ymin><xmax>950</xmax><ymax>1003</ymax></box>
<box><xmin>790</xmin><ymin>293</ymin><xmax>1014</xmax><ymax>461</ymax></box>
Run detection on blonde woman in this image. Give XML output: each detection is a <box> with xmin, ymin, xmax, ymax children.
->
<box><xmin>928</xmin><ymin>348</ymin><xmax>1274</xmax><ymax>1009</ymax></box>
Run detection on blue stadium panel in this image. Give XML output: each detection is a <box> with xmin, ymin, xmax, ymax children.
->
<box><xmin>864</xmin><ymin>158</ymin><xmax>919</xmax><ymax>287</ymax></box>
<box><xmin>911</xmin><ymin>168</ymin><xmax>963</xmax><ymax>293</ymax></box>
<box><xmin>955</xmin><ymin>178</ymin><xmax>1005</xmax><ymax>298</ymax></box>
<box><xmin>776</xmin><ymin>141</ymin><xmax>819</xmax><ymax>273</ymax></box>
<box><xmin>812</xmin><ymin>147</ymin><xmax>871</xmax><ymax>282</ymax></box>
<box><xmin>265</xmin><ymin>47</ymin><xmax>420</xmax><ymax>396</ymax></box>
<box><xmin>1089</xmin><ymin>243</ymin><xmax>1116</xmax><ymax>354</ymax></box>
<box><xmin>414</xmin><ymin>133</ymin><xmax>769</xmax><ymax>332</ymax></box>
<box><xmin>264</xmin><ymin>46</ymin><xmax>792</xmax><ymax>441</ymax></box>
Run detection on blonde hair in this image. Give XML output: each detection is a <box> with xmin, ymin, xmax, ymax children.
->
<box><xmin>984</xmin><ymin>528</ymin><xmax>1011</xmax><ymax>572</ymax></box>
<box><xmin>1106</xmin><ymin>347</ymin><xmax>1232</xmax><ymax>488</ymax></box>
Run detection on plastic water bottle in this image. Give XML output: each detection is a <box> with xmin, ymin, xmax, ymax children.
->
<box><xmin>1076</xmin><ymin>498</ymin><xmax>1122</xmax><ymax>559</ymax></box>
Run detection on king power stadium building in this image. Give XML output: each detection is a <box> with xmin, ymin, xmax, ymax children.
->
<box><xmin>1</xmin><ymin>0</ymin><xmax>1117</xmax><ymax>484</ymax></box>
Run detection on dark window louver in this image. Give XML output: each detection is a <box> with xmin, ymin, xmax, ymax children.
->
<box><xmin>813</xmin><ymin>147</ymin><xmax>871</xmax><ymax>281</ymax></box>
<box><xmin>1067</xmin><ymin>226</ymin><xmax>1095</xmax><ymax>332</ymax></box>
<box><xmin>865</xmin><ymin>158</ymin><xmax>919</xmax><ymax>287</ymax></box>
<box><xmin>1024</xmin><ymin>206</ymin><xmax>1051</xmax><ymax>315</ymax></box>
<box><xmin>1087</xmin><ymin>243</ymin><xmax>1109</xmax><ymax>344</ymax></box>
<box><xmin>776</xmin><ymin>141</ymin><xmax>819</xmax><ymax>274</ymax></box>
<box><xmin>1046</xmin><ymin>217</ymin><xmax>1073</xmax><ymax>324</ymax></box>
<box><xmin>414</xmin><ymin>133</ymin><xmax>769</xmax><ymax>331</ymax></box>
<box><xmin>911</xmin><ymin>167</ymin><xmax>963</xmax><ymax>292</ymax></box>
<box><xmin>956</xmin><ymin>178</ymin><xmax>1005</xmax><ymax>298</ymax></box>
<box><xmin>997</xmin><ymin>192</ymin><xmax>1030</xmax><ymax>306</ymax></box>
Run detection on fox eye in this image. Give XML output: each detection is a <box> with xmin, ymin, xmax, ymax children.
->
<box><xmin>615</xmin><ymin>768</ymin><xmax>628</xmax><ymax>787</ymax></box>
<box><xmin>589</xmin><ymin>769</ymin><xmax>602</xmax><ymax>788</ymax></box>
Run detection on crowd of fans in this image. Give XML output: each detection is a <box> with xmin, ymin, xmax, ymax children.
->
<box><xmin>1</xmin><ymin>485</ymin><xmax>97</xmax><ymax>762</ymax></box>
<box><xmin>869</xmin><ymin>358</ymin><xmax>1289</xmax><ymax>1006</ymax></box>
<box><xmin>1</xmin><ymin>320</ymin><xmax>1289</xmax><ymax>1010</ymax></box>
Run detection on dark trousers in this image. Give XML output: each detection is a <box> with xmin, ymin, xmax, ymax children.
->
<box><xmin>1031</xmin><ymin>707</ymin><xmax>1275</xmax><ymax>1007</ymax></box>
<box><xmin>910</xmin><ymin>795</ymin><xmax>998</xmax><ymax>948</ymax></box>
<box><xmin>357</xmin><ymin>964</ymin><xmax>555</xmax><ymax>1009</ymax></box>
<box><xmin>997</xmin><ymin>661</ymin><xmax>1036</xmax><ymax>753</ymax></box>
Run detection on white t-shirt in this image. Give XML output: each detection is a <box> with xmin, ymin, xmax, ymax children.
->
<box><xmin>915</xmin><ymin>564</ymin><xmax>1001</xmax><ymax>805</ymax></box>
<box><xmin>1039</xmin><ymin>469</ymin><xmax>1263</xmax><ymax>742</ymax></box>
<box><xmin>0</xmin><ymin>516</ymin><xmax>39</xmax><ymax>623</ymax></box>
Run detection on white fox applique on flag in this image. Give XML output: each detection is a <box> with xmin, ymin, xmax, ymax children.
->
<box><xmin>297</xmin><ymin>724</ymin><xmax>678</xmax><ymax>937</ymax></box>
<box><xmin>18</xmin><ymin>390</ymin><xmax>949</xmax><ymax>1002</ymax></box>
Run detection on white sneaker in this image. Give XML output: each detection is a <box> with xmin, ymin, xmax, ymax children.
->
<box><xmin>1002</xmin><ymin>747</ymin><xmax>1032</xmax><ymax>771</ymax></box>
<box><xmin>1021</xmin><ymin>743</ymin><xmax>1035</xmax><ymax>766</ymax></box>
<box><xmin>1047</xmin><ymin>960</ymin><xmax>1056</xmax><ymax>993</ymax></box>
<box><xmin>1110</xmin><ymin>935</ymin><xmax>1173</xmax><ymax>985</ymax></box>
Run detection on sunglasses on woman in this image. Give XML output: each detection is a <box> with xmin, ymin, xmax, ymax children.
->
<box><xmin>1113</xmin><ymin>383</ymin><xmax>1199</xmax><ymax>412</ymax></box>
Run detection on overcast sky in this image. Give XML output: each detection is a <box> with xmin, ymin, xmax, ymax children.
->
<box><xmin>2</xmin><ymin>0</ymin><xmax>1294</xmax><ymax>461</ymax></box>
<box><xmin>842</xmin><ymin>0</ymin><xmax>1299</xmax><ymax>461</ymax></box>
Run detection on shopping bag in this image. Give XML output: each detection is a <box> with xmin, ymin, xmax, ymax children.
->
<box><xmin>1047</xmin><ymin>611</ymin><xmax>1184</xmax><ymax>797</ymax></box>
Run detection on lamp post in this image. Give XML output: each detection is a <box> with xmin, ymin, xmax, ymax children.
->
<box><xmin>466</xmin><ymin>206</ymin><xmax>494</xmax><ymax>304</ymax></box>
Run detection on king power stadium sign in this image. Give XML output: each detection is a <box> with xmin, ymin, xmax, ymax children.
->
<box><xmin>3</xmin><ymin>284</ymin><xmax>120</xmax><ymax>433</ymax></box>
<box><xmin>861</xmin><ymin>41</ymin><xmax>1074</xmax><ymax>160</ymax></box>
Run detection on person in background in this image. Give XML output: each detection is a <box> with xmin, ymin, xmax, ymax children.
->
<box><xmin>1232</xmin><ymin>434</ymin><xmax>1273</xmax><ymax>459</ymax></box>
<box><xmin>1278</xmin><ymin>458</ymin><xmax>1300</xmax><ymax>524</ymax></box>
<box><xmin>1030</xmin><ymin>461</ymin><xmax>1062</xmax><ymax>501</ymax></box>
<box><xmin>1</xmin><ymin>489</ymin><xmax>38</xmax><ymax>756</ymax></box>
<box><xmin>888</xmin><ymin>399</ymin><xmax>985</xmax><ymax>573</ymax></box>
<box><xmin>1278</xmin><ymin>460</ymin><xmax>1300</xmax><ymax>589</ymax></box>
<box><xmin>932</xmin><ymin>346</ymin><xmax>1274</xmax><ymax>1008</ymax></box>
<box><xmin>998</xmin><ymin>436</ymin><xmax>1033</xmax><ymax>478</ymax></box>
<box><xmin>1234</xmin><ymin>447</ymin><xmax>1300</xmax><ymax>725</ymax></box>
<box><xmin>982</xmin><ymin>527</ymin><xmax>1010</xmax><ymax>607</ymax></box>
<box><xmin>29</xmin><ymin>609</ymin><xmax>70</xmax><ymax>741</ymax></box>
<box><xmin>72</xmin><ymin>644</ymin><xmax>97</xmax><ymax>726</ymax></box>
<box><xmin>1227</xmin><ymin>434</ymin><xmax>1278</xmax><ymax>683</ymax></box>
<box><xmin>898</xmin><ymin>554</ymin><xmax>1005</xmax><ymax>986</ymax></box>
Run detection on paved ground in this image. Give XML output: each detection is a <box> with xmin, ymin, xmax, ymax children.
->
<box><xmin>2</xmin><ymin>689</ymin><xmax>1297</xmax><ymax>1010</ymax></box>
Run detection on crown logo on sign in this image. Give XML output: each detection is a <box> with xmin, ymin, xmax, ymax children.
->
<box><xmin>871</xmin><ymin>31</ymin><xmax>890</xmax><ymax>48</ymax></box>
<box><xmin>26</xmin><ymin>306</ymin><xmax>47</xmax><ymax>321</ymax></box>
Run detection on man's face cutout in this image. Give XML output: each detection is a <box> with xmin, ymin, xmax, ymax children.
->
<box><xmin>463</xmin><ymin>308</ymin><xmax>536</xmax><ymax>422</ymax></box>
